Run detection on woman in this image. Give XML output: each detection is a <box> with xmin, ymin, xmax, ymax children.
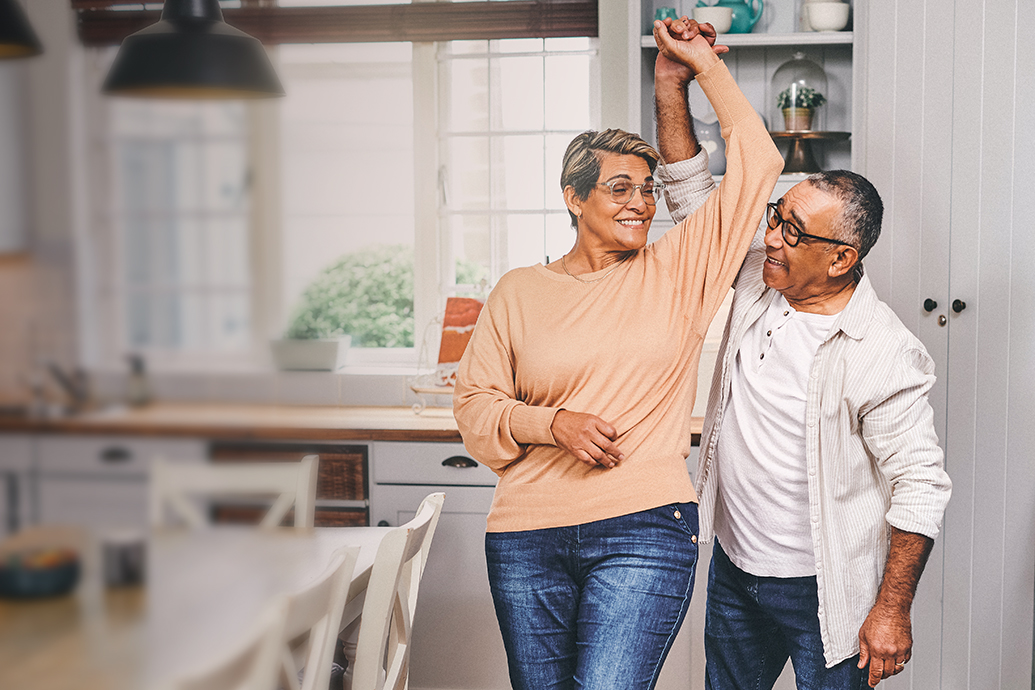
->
<box><xmin>453</xmin><ymin>22</ymin><xmax>784</xmax><ymax>690</ymax></box>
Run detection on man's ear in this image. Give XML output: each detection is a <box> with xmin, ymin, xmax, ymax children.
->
<box><xmin>563</xmin><ymin>186</ymin><xmax>582</xmax><ymax>220</ymax></box>
<box><xmin>828</xmin><ymin>245</ymin><xmax>860</xmax><ymax>279</ymax></box>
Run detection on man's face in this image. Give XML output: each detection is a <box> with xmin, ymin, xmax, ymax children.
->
<box><xmin>762</xmin><ymin>182</ymin><xmax>844</xmax><ymax>300</ymax></box>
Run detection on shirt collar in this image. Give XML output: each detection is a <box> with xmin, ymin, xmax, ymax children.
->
<box><xmin>826</xmin><ymin>274</ymin><xmax>877</xmax><ymax>341</ymax></box>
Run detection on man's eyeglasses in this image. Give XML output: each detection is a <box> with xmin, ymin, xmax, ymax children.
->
<box><xmin>597</xmin><ymin>180</ymin><xmax>666</xmax><ymax>206</ymax></box>
<box><xmin>765</xmin><ymin>202</ymin><xmax>854</xmax><ymax>248</ymax></box>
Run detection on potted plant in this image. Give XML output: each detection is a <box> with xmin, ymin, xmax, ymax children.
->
<box><xmin>271</xmin><ymin>244</ymin><xmax>414</xmax><ymax>371</ymax></box>
<box><xmin>777</xmin><ymin>85</ymin><xmax>826</xmax><ymax>131</ymax></box>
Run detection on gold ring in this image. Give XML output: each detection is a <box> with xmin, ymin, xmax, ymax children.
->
<box><xmin>895</xmin><ymin>662</ymin><xmax>905</xmax><ymax>670</ymax></box>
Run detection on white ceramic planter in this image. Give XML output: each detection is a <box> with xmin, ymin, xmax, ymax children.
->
<box><xmin>270</xmin><ymin>336</ymin><xmax>351</xmax><ymax>371</ymax></box>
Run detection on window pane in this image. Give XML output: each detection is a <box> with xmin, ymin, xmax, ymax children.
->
<box><xmin>442</xmin><ymin>58</ymin><xmax>489</xmax><ymax>132</ymax></box>
<box><xmin>506</xmin><ymin>214</ymin><xmax>545</xmax><ymax>269</ymax></box>
<box><xmin>450</xmin><ymin>215</ymin><xmax>491</xmax><ymax>286</ymax></box>
<box><xmin>206</xmin><ymin>217</ymin><xmax>249</xmax><ymax>288</ymax></box>
<box><xmin>495</xmin><ymin>135</ymin><xmax>544</xmax><ymax>210</ymax></box>
<box><xmin>444</xmin><ymin>137</ymin><xmax>490</xmax><ymax>210</ymax></box>
<box><xmin>278</xmin><ymin>43</ymin><xmax>416</xmax><ymax>349</ymax></box>
<box><xmin>208</xmin><ymin>292</ymin><xmax>251</xmax><ymax>352</ymax></box>
<box><xmin>544</xmin><ymin>37</ymin><xmax>593</xmax><ymax>52</ymax></box>
<box><xmin>545</xmin><ymin>133</ymin><xmax>573</xmax><ymax>210</ymax></box>
<box><xmin>545</xmin><ymin>54</ymin><xmax>593</xmax><ymax>130</ymax></box>
<box><xmin>496</xmin><ymin>56</ymin><xmax>544</xmax><ymax>130</ymax></box>
<box><xmin>495</xmin><ymin>38</ymin><xmax>543</xmax><ymax>54</ymax></box>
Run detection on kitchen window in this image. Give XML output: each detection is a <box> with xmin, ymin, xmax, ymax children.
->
<box><xmin>80</xmin><ymin>34</ymin><xmax>597</xmax><ymax>372</ymax></box>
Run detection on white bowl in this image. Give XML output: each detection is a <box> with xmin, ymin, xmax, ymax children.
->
<box><xmin>692</xmin><ymin>6</ymin><xmax>733</xmax><ymax>34</ymax></box>
<box><xmin>806</xmin><ymin>2</ymin><xmax>850</xmax><ymax>31</ymax></box>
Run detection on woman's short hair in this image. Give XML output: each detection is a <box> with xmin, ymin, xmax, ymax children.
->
<box><xmin>560</xmin><ymin>129</ymin><xmax>660</xmax><ymax>229</ymax></box>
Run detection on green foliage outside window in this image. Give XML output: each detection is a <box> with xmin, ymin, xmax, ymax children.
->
<box><xmin>285</xmin><ymin>245</ymin><xmax>491</xmax><ymax>347</ymax></box>
<box><xmin>286</xmin><ymin>244</ymin><xmax>415</xmax><ymax>347</ymax></box>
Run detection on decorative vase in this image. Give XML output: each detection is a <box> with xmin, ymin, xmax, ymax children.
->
<box><xmin>782</xmin><ymin>107</ymin><xmax>814</xmax><ymax>131</ymax></box>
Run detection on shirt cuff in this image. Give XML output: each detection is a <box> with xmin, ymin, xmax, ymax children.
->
<box><xmin>657</xmin><ymin>147</ymin><xmax>710</xmax><ymax>184</ymax></box>
<box><xmin>508</xmin><ymin>404</ymin><xmax>562</xmax><ymax>447</ymax></box>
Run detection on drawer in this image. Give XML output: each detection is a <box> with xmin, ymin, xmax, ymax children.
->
<box><xmin>372</xmin><ymin>442</ymin><xmax>498</xmax><ymax>487</ymax></box>
<box><xmin>36</xmin><ymin>436</ymin><xmax>206</xmax><ymax>477</ymax></box>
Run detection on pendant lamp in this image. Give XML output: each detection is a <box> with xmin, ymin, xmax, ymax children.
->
<box><xmin>0</xmin><ymin>0</ymin><xmax>43</xmax><ymax>59</ymax></box>
<box><xmin>103</xmin><ymin>0</ymin><xmax>284</xmax><ymax>99</ymax></box>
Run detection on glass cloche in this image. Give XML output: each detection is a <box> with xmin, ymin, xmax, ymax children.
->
<box><xmin>770</xmin><ymin>52</ymin><xmax>829</xmax><ymax>132</ymax></box>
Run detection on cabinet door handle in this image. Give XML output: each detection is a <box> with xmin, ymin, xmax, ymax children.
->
<box><xmin>952</xmin><ymin>299</ymin><xmax>967</xmax><ymax>313</ymax></box>
<box><xmin>442</xmin><ymin>455</ymin><xmax>478</xmax><ymax>469</ymax></box>
<box><xmin>923</xmin><ymin>298</ymin><xmax>938</xmax><ymax>313</ymax></box>
<box><xmin>100</xmin><ymin>447</ymin><xmax>132</xmax><ymax>463</ymax></box>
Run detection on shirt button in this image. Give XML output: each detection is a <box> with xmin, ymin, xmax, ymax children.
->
<box><xmin>673</xmin><ymin>510</ymin><xmax>681</xmax><ymax>519</ymax></box>
<box><xmin>767</xmin><ymin>330</ymin><xmax>772</xmax><ymax>336</ymax></box>
<box><xmin>784</xmin><ymin>311</ymin><xmax>790</xmax><ymax>316</ymax></box>
<box><xmin>759</xmin><ymin>353</ymin><xmax>765</xmax><ymax>360</ymax></box>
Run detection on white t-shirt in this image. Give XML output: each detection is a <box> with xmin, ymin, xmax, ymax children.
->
<box><xmin>714</xmin><ymin>293</ymin><xmax>837</xmax><ymax>577</ymax></box>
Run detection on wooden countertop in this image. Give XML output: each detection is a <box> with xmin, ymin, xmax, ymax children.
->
<box><xmin>0</xmin><ymin>402</ymin><xmax>705</xmax><ymax>444</ymax></box>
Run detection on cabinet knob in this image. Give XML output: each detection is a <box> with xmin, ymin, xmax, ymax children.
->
<box><xmin>923</xmin><ymin>298</ymin><xmax>938</xmax><ymax>313</ymax></box>
<box><xmin>377</xmin><ymin>520</ymin><xmax>390</xmax><ymax>527</ymax></box>
<box><xmin>952</xmin><ymin>299</ymin><xmax>967</xmax><ymax>313</ymax></box>
<box><xmin>442</xmin><ymin>455</ymin><xmax>478</xmax><ymax>469</ymax></box>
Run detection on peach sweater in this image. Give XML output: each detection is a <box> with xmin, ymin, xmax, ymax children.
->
<box><xmin>453</xmin><ymin>60</ymin><xmax>784</xmax><ymax>532</ymax></box>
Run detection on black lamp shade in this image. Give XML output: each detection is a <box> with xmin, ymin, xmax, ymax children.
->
<box><xmin>0</xmin><ymin>0</ymin><xmax>43</xmax><ymax>59</ymax></box>
<box><xmin>103</xmin><ymin>0</ymin><xmax>284</xmax><ymax>99</ymax></box>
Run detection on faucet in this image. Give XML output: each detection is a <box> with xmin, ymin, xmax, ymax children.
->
<box><xmin>45</xmin><ymin>361</ymin><xmax>91</xmax><ymax>414</ymax></box>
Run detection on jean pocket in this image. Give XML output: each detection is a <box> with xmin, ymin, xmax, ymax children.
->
<box><xmin>667</xmin><ymin>502</ymin><xmax>700</xmax><ymax>542</ymax></box>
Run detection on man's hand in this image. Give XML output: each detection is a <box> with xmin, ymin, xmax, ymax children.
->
<box><xmin>656</xmin><ymin>17</ymin><xmax>727</xmax><ymax>86</ymax></box>
<box><xmin>857</xmin><ymin>599</ymin><xmax>912</xmax><ymax>687</ymax></box>
<box><xmin>550</xmin><ymin>410</ymin><xmax>625</xmax><ymax>469</ymax></box>
<box><xmin>857</xmin><ymin>528</ymin><xmax>934</xmax><ymax>686</ymax></box>
<box><xmin>654</xmin><ymin>17</ymin><xmax>725</xmax><ymax>75</ymax></box>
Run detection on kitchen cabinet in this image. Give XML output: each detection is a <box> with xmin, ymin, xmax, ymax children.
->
<box><xmin>369</xmin><ymin>441</ymin><xmax>507</xmax><ymax>690</ymax></box>
<box><xmin>858</xmin><ymin>0</ymin><xmax>1035</xmax><ymax>687</ymax></box>
<box><xmin>35</xmin><ymin>435</ymin><xmax>206</xmax><ymax>531</ymax></box>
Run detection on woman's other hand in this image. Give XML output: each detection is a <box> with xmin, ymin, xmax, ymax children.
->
<box><xmin>654</xmin><ymin>17</ymin><xmax>724</xmax><ymax>74</ymax></box>
<box><xmin>551</xmin><ymin>410</ymin><xmax>626</xmax><ymax>469</ymax></box>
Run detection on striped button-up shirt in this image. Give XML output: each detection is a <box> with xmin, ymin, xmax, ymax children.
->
<box><xmin>696</xmin><ymin>236</ymin><xmax>952</xmax><ymax>666</ymax></box>
<box><xmin>658</xmin><ymin>158</ymin><xmax>951</xmax><ymax>666</ymax></box>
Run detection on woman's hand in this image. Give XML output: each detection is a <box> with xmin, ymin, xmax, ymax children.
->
<box><xmin>551</xmin><ymin>410</ymin><xmax>626</xmax><ymax>469</ymax></box>
<box><xmin>654</xmin><ymin>17</ymin><xmax>724</xmax><ymax>74</ymax></box>
<box><xmin>656</xmin><ymin>17</ymin><xmax>729</xmax><ymax>86</ymax></box>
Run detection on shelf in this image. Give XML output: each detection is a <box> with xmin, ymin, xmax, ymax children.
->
<box><xmin>640</xmin><ymin>31</ymin><xmax>853</xmax><ymax>49</ymax></box>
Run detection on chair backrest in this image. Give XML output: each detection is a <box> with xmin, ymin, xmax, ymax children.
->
<box><xmin>150</xmin><ymin>455</ymin><xmax>319</xmax><ymax>530</ymax></box>
<box><xmin>279</xmin><ymin>546</ymin><xmax>361</xmax><ymax>690</ymax></box>
<box><xmin>173</xmin><ymin>596</ymin><xmax>289</xmax><ymax>690</ymax></box>
<box><xmin>351</xmin><ymin>492</ymin><xmax>445</xmax><ymax>690</ymax></box>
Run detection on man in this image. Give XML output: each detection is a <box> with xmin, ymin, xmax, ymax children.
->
<box><xmin>654</xmin><ymin>18</ymin><xmax>952</xmax><ymax>690</ymax></box>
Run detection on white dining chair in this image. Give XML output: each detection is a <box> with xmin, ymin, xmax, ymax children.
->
<box><xmin>150</xmin><ymin>455</ymin><xmax>319</xmax><ymax>530</ymax></box>
<box><xmin>171</xmin><ymin>596</ymin><xmax>290</xmax><ymax>690</ymax></box>
<box><xmin>280</xmin><ymin>546</ymin><xmax>361</xmax><ymax>690</ymax></box>
<box><xmin>345</xmin><ymin>492</ymin><xmax>445</xmax><ymax>690</ymax></box>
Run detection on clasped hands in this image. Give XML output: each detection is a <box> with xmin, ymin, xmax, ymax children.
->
<box><xmin>653</xmin><ymin>15</ymin><xmax>728</xmax><ymax>79</ymax></box>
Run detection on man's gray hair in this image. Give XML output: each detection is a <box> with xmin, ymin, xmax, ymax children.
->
<box><xmin>806</xmin><ymin>170</ymin><xmax>883</xmax><ymax>276</ymax></box>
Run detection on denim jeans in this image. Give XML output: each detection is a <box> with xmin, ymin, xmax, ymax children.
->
<box><xmin>485</xmin><ymin>503</ymin><xmax>700</xmax><ymax>690</ymax></box>
<box><xmin>704</xmin><ymin>541</ymin><xmax>868</xmax><ymax>690</ymax></box>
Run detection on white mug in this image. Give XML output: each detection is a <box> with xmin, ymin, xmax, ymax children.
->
<box><xmin>805</xmin><ymin>2</ymin><xmax>850</xmax><ymax>31</ymax></box>
<box><xmin>692</xmin><ymin>6</ymin><xmax>733</xmax><ymax>34</ymax></box>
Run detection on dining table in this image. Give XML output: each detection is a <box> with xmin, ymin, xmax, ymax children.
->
<box><xmin>0</xmin><ymin>524</ymin><xmax>393</xmax><ymax>690</ymax></box>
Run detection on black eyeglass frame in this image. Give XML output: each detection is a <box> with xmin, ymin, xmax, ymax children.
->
<box><xmin>596</xmin><ymin>180</ymin><xmax>666</xmax><ymax>206</ymax></box>
<box><xmin>765</xmin><ymin>202</ymin><xmax>855</xmax><ymax>248</ymax></box>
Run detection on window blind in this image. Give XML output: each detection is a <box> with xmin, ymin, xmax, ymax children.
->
<box><xmin>71</xmin><ymin>0</ymin><xmax>599</xmax><ymax>46</ymax></box>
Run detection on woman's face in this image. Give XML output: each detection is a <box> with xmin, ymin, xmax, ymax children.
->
<box><xmin>569</xmin><ymin>153</ymin><xmax>657</xmax><ymax>253</ymax></box>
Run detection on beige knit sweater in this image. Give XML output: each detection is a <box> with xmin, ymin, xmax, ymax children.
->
<box><xmin>453</xmin><ymin>60</ymin><xmax>784</xmax><ymax>533</ymax></box>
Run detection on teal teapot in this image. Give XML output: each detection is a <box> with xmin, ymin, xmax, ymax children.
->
<box><xmin>697</xmin><ymin>0</ymin><xmax>763</xmax><ymax>34</ymax></box>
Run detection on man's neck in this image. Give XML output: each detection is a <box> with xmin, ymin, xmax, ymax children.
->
<box><xmin>782</xmin><ymin>279</ymin><xmax>857</xmax><ymax>315</ymax></box>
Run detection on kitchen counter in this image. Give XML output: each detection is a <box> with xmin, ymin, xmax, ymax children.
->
<box><xmin>0</xmin><ymin>403</ymin><xmax>463</xmax><ymax>442</ymax></box>
<box><xmin>0</xmin><ymin>402</ymin><xmax>705</xmax><ymax>444</ymax></box>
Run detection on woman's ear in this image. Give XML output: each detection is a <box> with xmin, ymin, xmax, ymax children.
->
<box><xmin>563</xmin><ymin>186</ymin><xmax>582</xmax><ymax>220</ymax></box>
<box><xmin>828</xmin><ymin>246</ymin><xmax>860</xmax><ymax>279</ymax></box>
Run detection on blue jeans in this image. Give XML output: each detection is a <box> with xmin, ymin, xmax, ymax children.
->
<box><xmin>704</xmin><ymin>541</ymin><xmax>868</xmax><ymax>690</ymax></box>
<box><xmin>485</xmin><ymin>503</ymin><xmax>700</xmax><ymax>690</ymax></box>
